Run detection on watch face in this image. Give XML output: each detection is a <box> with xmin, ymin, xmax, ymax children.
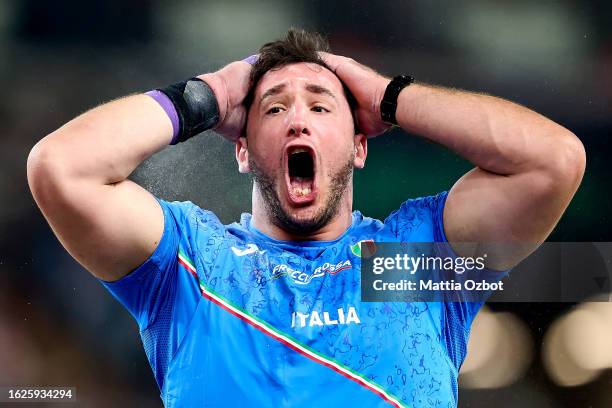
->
<box><xmin>395</xmin><ymin>75</ymin><xmax>414</xmax><ymax>86</ymax></box>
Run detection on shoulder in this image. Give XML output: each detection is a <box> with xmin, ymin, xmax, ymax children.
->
<box><xmin>383</xmin><ymin>191</ymin><xmax>449</xmax><ymax>241</ymax></box>
<box><xmin>157</xmin><ymin>198</ymin><xmax>224</xmax><ymax>230</ymax></box>
<box><xmin>155</xmin><ymin>199</ymin><xmax>228</xmax><ymax>265</ymax></box>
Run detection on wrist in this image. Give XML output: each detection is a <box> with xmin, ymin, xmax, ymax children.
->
<box><xmin>197</xmin><ymin>73</ymin><xmax>228</xmax><ymax>125</ymax></box>
<box><xmin>373</xmin><ymin>77</ymin><xmax>391</xmax><ymax>120</ymax></box>
<box><xmin>145</xmin><ymin>90</ymin><xmax>180</xmax><ymax>143</ymax></box>
<box><xmin>394</xmin><ymin>82</ymin><xmax>425</xmax><ymax>130</ymax></box>
<box><xmin>380</xmin><ymin>75</ymin><xmax>414</xmax><ymax>126</ymax></box>
<box><xmin>147</xmin><ymin>77</ymin><xmax>220</xmax><ymax>145</ymax></box>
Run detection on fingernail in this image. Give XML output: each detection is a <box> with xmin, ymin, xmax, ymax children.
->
<box><xmin>243</xmin><ymin>54</ymin><xmax>259</xmax><ymax>65</ymax></box>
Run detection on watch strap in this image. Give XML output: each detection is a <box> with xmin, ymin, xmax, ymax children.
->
<box><xmin>380</xmin><ymin>75</ymin><xmax>414</xmax><ymax>125</ymax></box>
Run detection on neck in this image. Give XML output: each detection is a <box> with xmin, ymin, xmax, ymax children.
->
<box><xmin>250</xmin><ymin>185</ymin><xmax>354</xmax><ymax>242</ymax></box>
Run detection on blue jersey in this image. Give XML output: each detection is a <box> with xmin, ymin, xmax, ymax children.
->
<box><xmin>100</xmin><ymin>191</ymin><xmax>502</xmax><ymax>407</ymax></box>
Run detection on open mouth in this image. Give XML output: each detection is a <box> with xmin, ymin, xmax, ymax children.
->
<box><xmin>286</xmin><ymin>146</ymin><xmax>318</xmax><ymax>205</ymax></box>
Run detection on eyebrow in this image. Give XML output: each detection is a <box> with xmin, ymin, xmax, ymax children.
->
<box><xmin>259</xmin><ymin>82</ymin><xmax>338</xmax><ymax>104</ymax></box>
<box><xmin>305</xmin><ymin>83</ymin><xmax>337</xmax><ymax>101</ymax></box>
<box><xmin>260</xmin><ymin>83</ymin><xmax>287</xmax><ymax>103</ymax></box>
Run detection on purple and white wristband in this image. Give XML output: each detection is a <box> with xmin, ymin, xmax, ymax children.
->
<box><xmin>145</xmin><ymin>90</ymin><xmax>181</xmax><ymax>145</ymax></box>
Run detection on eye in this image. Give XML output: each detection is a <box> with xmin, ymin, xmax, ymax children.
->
<box><xmin>312</xmin><ymin>106</ymin><xmax>329</xmax><ymax>113</ymax></box>
<box><xmin>266</xmin><ymin>106</ymin><xmax>284</xmax><ymax>115</ymax></box>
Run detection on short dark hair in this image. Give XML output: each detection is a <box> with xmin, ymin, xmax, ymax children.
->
<box><xmin>244</xmin><ymin>28</ymin><xmax>358</xmax><ymax>133</ymax></box>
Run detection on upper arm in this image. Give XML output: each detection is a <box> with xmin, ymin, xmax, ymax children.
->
<box><xmin>27</xmin><ymin>143</ymin><xmax>164</xmax><ymax>282</ymax></box>
<box><xmin>444</xmin><ymin>134</ymin><xmax>585</xmax><ymax>269</ymax></box>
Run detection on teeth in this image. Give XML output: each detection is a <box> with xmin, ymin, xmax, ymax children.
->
<box><xmin>290</xmin><ymin>148</ymin><xmax>308</xmax><ymax>155</ymax></box>
<box><xmin>293</xmin><ymin>187</ymin><xmax>312</xmax><ymax>196</ymax></box>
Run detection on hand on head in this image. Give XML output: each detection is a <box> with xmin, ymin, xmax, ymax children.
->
<box><xmin>320</xmin><ymin>52</ymin><xmax>391</xmax><ymax>138</ymax></box>
<box><xmin>198</xmin><ymin>58</ymin><xmax>254</xmax><ymax>142</ymax></box>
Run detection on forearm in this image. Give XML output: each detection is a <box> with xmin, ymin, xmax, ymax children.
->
<box><xmin>395</xmin><ymin>83</ymin><xmax>579</xmax><ymax>176</ymax></box>
<box><xmin>29</xmin><ymin>94</ymin><xmax>173</xmax><ymax>185</ymax></box>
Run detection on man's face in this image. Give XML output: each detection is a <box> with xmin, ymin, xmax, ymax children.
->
<box><xmin>237</xmin><ymin>62</ymin><xmax>366</xmax><ymax>234</ymax></box>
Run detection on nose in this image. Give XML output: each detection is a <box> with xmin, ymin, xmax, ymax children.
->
<box><xmin>289</xmin><ymin>122</ymin><xmax>309</xmax><ymax>136</ymax></box>
<box><xmin>287</xmin><ymin>104</ymin><xmax>310</xmax><ymax>137</ymax></box>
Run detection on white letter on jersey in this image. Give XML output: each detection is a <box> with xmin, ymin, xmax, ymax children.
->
<box><xmin>309</xmin><ymin>311</ymin><xmax>324</xmax><ymax>327</ymax></box>
<box><xmin>345</xmin><ymin>307</ymin><xmax>361</xmax><ymax>325</ymax></box>
<box><xmin>323</xmin><ymin>312</ymin><xmax>338</xmax><ymax>325</ymax></box>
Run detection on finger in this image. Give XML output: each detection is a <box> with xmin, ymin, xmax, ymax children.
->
<box><xmin>319</xmin><ymin>51</ymin><xmax>345</xmax><ymax>72</ymax></box>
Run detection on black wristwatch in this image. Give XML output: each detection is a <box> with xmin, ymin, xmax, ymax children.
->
<box><xmin>380</xmin><ymin>75</ymin><xmax>414</xmax><ymax>125</ymax></box>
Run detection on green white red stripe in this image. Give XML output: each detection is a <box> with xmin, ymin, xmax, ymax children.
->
<box><xmin>177</xmin><ymin>250</ymin><xmax>407</xmax><ymax>408</ymax></box>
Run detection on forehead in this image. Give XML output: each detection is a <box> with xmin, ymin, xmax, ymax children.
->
<box><xmin>254</xmin><ymin>62</ymin><xmax>344</xmax><ymax>100</ymax></box>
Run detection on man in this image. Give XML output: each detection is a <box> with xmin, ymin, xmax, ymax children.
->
<box><xmin>27</xmin><ymin>29</ymin><xmax>585</xmax><ymax>407</ymax></box>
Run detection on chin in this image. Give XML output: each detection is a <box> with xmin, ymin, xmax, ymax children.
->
<box><xmin>274</xmin><ymin>196</ymin><xmax>339</xmax><ymax>235</ymax></box>
<box><xmin>283</xmin><ymin>202</ymin><xmax>322</xmax><ymax>224</ymax></box>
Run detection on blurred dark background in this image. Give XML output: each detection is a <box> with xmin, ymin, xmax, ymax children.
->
<box><xmin>1</xmin><ymin>0</ymin><xmax>610</xmax><ymax>406</ymax></box>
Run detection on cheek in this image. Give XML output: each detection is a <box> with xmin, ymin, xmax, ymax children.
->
<box><xmin>311</xmin><ymin>110</ymin><xmax>355</xmax><ymax>141</ymax></box>
<box><xmin>321</xmin><ymin>144</ymin><xmax>353</xmax><ymax>173</ymax></box>
<box><xmin>248</xmin><ymin>138</ymin><xmax>282</xmax><ymax>169</ymax></box>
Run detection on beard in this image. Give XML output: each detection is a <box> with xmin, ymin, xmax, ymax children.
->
<box><xmin>248</xmin><ymin>152</ymin><xmax>354</xmax><ymax>236</ymax></box>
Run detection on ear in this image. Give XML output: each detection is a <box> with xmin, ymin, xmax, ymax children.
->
<box><xmin>235</xmin><ymin>136</ymin><xmax>250</xmax><ymax>173</ymax></box>
<box><xmin>353</xmin><ymin>133</ymin><xmax>367</xmax><ymax>169</ymax></box>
